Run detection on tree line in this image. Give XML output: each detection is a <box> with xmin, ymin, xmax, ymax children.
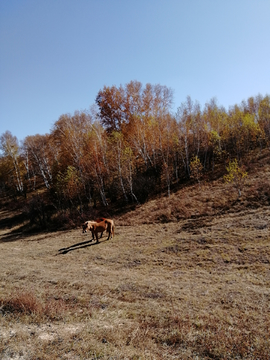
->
<box><xmin>0</xmin><ymin>80</ymin><xmax>269</xmax><ymax>224</ymax></box>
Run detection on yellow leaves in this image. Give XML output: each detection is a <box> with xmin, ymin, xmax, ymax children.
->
<box><xmin>0</xmin><ymin>131</ymin><xmax>19</xmax><ymax>157</ymax></box>
<box><xmin>210</xmin><ymin>130</ymin><xmax>221</xmax><ymax>143</ymax></box>
<box><xmin>242</xmin><ymin>114</ymin><xmax>261</xmax><ymax>136</ymax></box>
<box><xmin>172</xmin><ymin>133</ymin><xmax>179</xmax><ymax>146</ymax></box>
<box><xmin>222</xmin><ymin>109</ymin><xmax>263</xmax><ymax>156</ymax></box>
<box><xmin>123</xmin><ymin>146</ymin><xmax>133</xmax><ymax>158</ymax></box>
<box><xmin>57</xmin><ymin>166</ymin><xmax>82</xmax><ymax>199</ymax></box>
<box><xmin>190</xmin><ymin>156</ymin><xmax>203</xmax><ymax>184</ymax></box>
<box><xmin>223</xmin><ymin>159</ymin><xmax>248</xmax><ymax>197</ymax></box>
<box><xmin>224</xmin><ymin>159</ymin><xmax>247</xmax><ymax>183</ymax></box>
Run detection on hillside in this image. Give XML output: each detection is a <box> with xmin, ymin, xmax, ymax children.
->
<box><xmin>0</xmin><ymin>150</ymin><xmax>269</xmax><ymax>359</ymax></box>
<box><xmin>117</xmin><ymin>149</ymin><xmax>270</xmax><ymax>225</ymax></box>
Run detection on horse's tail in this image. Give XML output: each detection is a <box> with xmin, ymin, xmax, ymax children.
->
<box><xmin>112</xmin><ymin>223</ymin><xmax>115</xmax><ymax>237</ymax></box>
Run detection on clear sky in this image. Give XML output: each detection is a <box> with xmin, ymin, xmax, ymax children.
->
<box><xmin>0</xmin><ymin>0</ymin><xmax>269</xmax><ymax>142</ymax></box>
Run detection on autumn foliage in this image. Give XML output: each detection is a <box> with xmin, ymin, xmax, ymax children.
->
<box><xmin>0</xmin><ymin>81</ymin><xmax>269</xmax><ymax>226</ymax></box>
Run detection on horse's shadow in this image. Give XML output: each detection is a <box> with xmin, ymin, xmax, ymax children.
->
<box><xmin>57</xmin><ymin>238</ymin><xmax>101</xmax><ymax>254</ymax></box>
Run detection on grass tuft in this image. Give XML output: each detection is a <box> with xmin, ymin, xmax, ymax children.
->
<box><xmin>0</xmin><ymin>291</ymin><xmax>42</xmax><ymax>316</ymax></box>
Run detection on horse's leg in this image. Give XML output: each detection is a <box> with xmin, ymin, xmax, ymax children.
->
<box><xmin>100</xmin><ymin>232</ymin><xmax>103</xmax><ymax>239</ymax></box>
<box><xmin>91</xmin><ymin>231</ymin><xmax>94</xmax><ymax>241</ymax></box>
<box><xmin>95</xmin><ymin>232</ymin><xmax>99</xmax><ymax>243</ymax></box>
<box><xmin>107</xmin><ymin>231</ymin><xmax>111</xmax><ymax>240</ymax></box>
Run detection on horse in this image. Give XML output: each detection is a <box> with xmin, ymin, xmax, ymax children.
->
<box><xmin>103</xmin><ymin>218</ymin><xmax>115</xmax><ymax>240</ymax></box>
<box><xmin>82</xmin><ymin>218</ymin><xmax>115</xmax><ymax>242</ymax></box>
<box><xmin>82</xmin><ymin>218</ymin><xmax>106</xmax><ymax>239</ymax></box>
<box><xmin>87</xmin><ymin>220</ymin><xmax>109</xmax><ymax>243</ymax></box>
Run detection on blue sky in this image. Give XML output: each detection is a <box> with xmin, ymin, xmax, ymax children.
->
<box><xmin>0</xmin><ymin>0</ymin><xmax>269</xmax><ymax>142</ymax></box>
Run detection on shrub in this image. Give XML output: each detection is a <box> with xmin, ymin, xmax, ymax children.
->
<box><xmin>0</xmin><ymin>291</ymin><xmax>42</xmax><ymax>315</ymax></box>
<box><xmin>224</xmin><ymin>159</ymin><xmax>248</xmax><ymax>197</ymax></box>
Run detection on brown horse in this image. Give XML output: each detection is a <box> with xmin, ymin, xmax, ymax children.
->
<box><xmin>104</xmin><ymin>219</ymin><xmax>115</xmax><ymax>240</ymax></box>
<box><xmin>82</xmin><ymin>218</ymin><xmax>115</xmax><ymax>242</ymax></box>
<box><xmin>83</xmin><ymin>221</ymin><xmax>98</xmax><ymax>240</ymax></box>
<box><xmin>87</xmin><ymin>220</ymin><xmax>109</xmax><ymax>243</ymax></box>
<box><xmin>82</xmin><ymin>218</ymin><xmax>106</xmax><ymax>238</ymax></box>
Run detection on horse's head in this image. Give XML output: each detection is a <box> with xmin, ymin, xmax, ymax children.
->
<box><xmin>82</xmin><ymin>221</ymin><xmax>88</xmax><ymax>233</ymax></box>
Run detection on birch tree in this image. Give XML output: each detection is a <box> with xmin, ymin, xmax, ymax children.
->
<box><xmin>0</xmin><ymin>131</ymin><xmax>25</xmax><ymax>195</ymax></box>
<box><xmin>22</xmin><ymin>134</ymin><xmax>53</xmax><ymax>190</ymax></box>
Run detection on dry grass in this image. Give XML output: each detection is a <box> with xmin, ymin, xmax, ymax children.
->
<box><xmin>117</xmin><ymin>158</ymin><xmax>270</xmax><ymax>226</ymax></box>
<box><xmin>0</xmin><ymin>153</ymin><xmax>270</xmax><ymax>359</ymax></box>
<box><xmin>1</xmin><ymin>206</ymin><xmax>269</xmax><ymax>359</ymax></box>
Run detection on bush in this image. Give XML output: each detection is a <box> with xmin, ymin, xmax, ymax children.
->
<box><xmin>0</xmin><ymin>291</ymin><xmax>42</xmax><ymax>315</ymax></box>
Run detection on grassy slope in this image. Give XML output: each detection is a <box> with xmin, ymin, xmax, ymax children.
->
<box><xmin>0</xmin><ymin>151</ymin><xmax>270</xmax><ymax>359</ymax></box>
